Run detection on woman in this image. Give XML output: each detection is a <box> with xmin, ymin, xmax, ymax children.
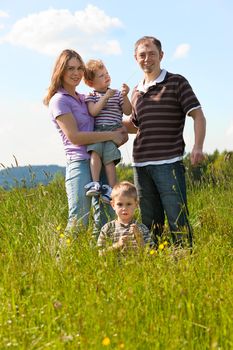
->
<box><xmin>43</xmin><ymin>49</ymin><xmax>127</xmax><ymax>237</ymax></box>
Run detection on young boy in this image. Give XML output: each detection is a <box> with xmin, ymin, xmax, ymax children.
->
<box><xmin>97</xmin><ymin>181</ymin><xmax>153</xmax><ymax>255</ymax></box>
<box><xmin>84</xmin><ymin>59</ymin><xmax>132</xmax><ymax>203</ymax></box>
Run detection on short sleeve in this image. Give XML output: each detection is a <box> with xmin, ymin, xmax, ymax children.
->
<box><xmin>49</xmin><ymin>94</ymin><xmax>72</xmax><ymax>119</ymax></box>
<box><xmin>85</xmin><ymin>93</ymin><xmax>96</xmax><ymax>104</ymax></box>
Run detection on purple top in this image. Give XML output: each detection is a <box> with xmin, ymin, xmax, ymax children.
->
<box><xmin>49</xmin><ymin>88</ymin><xmax>94</xmax><ymax>161</ymax></box>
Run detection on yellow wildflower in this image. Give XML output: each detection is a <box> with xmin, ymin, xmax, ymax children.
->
<box><xmin>149</xmin><ymin>249</ymin><xmax>156</xmax><ymax>255</ymax></box>
<box><xmin>59</xmin><ymin>233</ymin><xmax>65</xmax><ymax>238</ymax></box>
<box><xmin>159</xmin><ymin>243</ymin><xmax>164</xmax><ymax>250</ymax></box>
<box><xmin>66</xmin><ymin>238</ymin><xmax>71</xmax><ymax>245</ymax></box>
<box><xmin>102</xmin><ymin>336</ymin><xmax>111</xmax><ymax>346</ymax></box>
<box><xmin>56</xmin><ymin>225</ymin><xmax>62</xmax><ymax>231</ymax></box>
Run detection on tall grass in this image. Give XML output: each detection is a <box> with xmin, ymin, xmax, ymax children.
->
<box><xmin>0</xmin><ymin>173</ymin><xmax>232</xmax><ymax>349</ymax></box>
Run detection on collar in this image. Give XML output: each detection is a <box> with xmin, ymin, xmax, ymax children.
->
<box><xmin>93</xmin><ymin>89</ymin><xmax>107</xmax><ymax>94</ymax></box>
<box><xmin>115</xmin><ymin>219</ymin><xmax>136</xmax><ymax>229</ymax></box>
<box><xmin>137</xmin><ymin>69</ymin><xmax>167</xmax><ymax>92</ymax></box>
<box><xmin>58</xmin><ymin>87</ymin><xmax>84</xmax><ymax>101</ymax></box>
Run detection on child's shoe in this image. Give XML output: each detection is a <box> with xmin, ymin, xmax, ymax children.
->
<box><xmin>101</xmin><ymin>184</ymin><xmax>112</xmax><ymax>204</ymax></box>
<box><xmin>84</xmin><ymin>181</ymin><xmax>101</xmax><ymax>197</ymax></box>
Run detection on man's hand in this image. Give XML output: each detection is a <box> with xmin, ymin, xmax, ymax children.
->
<box><xmin>189</xmin><ymin>108</ymin><xmax>206</xmax><ymax>166</ymax></box>
<box><xmin>190</xmin><ymin>147</ymin><xmax>205</xmax><ymax>166</ymax></box>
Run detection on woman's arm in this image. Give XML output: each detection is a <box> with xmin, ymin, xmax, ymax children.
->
<box><xmin>56</xmin><ymin>113</ymin><xmax>127</xmax><ymax>146</ymax></box>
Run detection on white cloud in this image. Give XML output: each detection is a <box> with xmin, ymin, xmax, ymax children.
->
<box><xmin>0</xmin><ymin>10</ymin><xmax>9</xmax><ymax>30</ymax></box>
<box><xmin>0</xmin><ymin>10</ymin><xmax>9</xmax><ymax>18</ymax></box>
<box><xmin>173</xmin><ymin>43</ymin><xmax>190</xmax><ymax>59</ymax></box>
<box><xmin>92</xmin><ymin>40</ymin><xmax>121</xmax><ymax>55</ymax></box>
<box><xmin>0</xmin><ymin>5</ymin><xmax>123</xmax><ymax>56</ymax></box>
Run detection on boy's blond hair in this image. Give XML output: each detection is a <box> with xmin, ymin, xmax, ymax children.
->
<box><xmin>84</xmin><ymin>59</ymin><xmax>105</xmax><ymax>86</ymax></box>
<box><xmin>111</xmin><ymin>181</ymin><xmax>138</xmax><ymax>201</ymax></box>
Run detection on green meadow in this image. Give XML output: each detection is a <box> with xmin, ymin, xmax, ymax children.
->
<box><xmin>0</xmin><ymin>155</ymin><xmax>232</xmax><ymax>349</ymax></box>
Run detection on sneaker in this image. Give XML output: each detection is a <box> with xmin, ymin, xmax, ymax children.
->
<box><xmin>84</xmin><ymin>181</ymin><xmax>101</xmax><ymax>197</ymax></box>
<box><xmin>101</xmin><ymin>184</ymin><xmax>112</xmax><ymax>204</ymax></box>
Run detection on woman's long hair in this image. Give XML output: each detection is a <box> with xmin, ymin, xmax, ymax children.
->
<box><xmin>43</xmin><ymin>49</ymin><xmax>84</xmax><ymax>106</ymax></box>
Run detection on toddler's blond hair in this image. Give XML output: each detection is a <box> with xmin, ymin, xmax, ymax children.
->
<box><xmin>84</xmin><ymin>59</ymin><xmax>105</xmax><ymax>86</ymax></box>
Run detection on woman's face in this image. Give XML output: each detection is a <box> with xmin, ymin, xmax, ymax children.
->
<box><xmin>62</xmin><ymin>57</ymin><xmax>85</xmax><ymax>90</ymax></box>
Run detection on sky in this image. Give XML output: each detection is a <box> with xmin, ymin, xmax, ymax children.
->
<box><xmin>0</xmin><ymin>0</ymin><xmax>233</xmax><ymax>168</ymax></box>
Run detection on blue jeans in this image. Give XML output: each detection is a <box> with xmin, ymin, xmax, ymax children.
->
<box><xmin>65</xmin><ymin>159</ymin><xmax>114</xmax><ymax>237</ymax></box>
<box><xmin>133</xmin><ymin>161</ymin><xmax>192</xmax><ymax>245</ymax></box>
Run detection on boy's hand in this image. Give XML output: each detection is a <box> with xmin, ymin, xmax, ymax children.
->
<box><xmin>105</xmin><ymin>88</ymin><xmax>116</xmax><ymax>99</ymax></box>
<box><xmin>120</xmin><ymin>234</ymin><xmax>131</xmax><ymax>246</ymax></box>
<box><xmin>121</xmin><ymin>83</ymin><xmax>130</xmax><ymax>96</ymax></box>
<box><xmin>112</xmin><ymin>235</ymin><xmax>129</xmax><ymax>250</ymax></box>
<box><xmin>130</xmin><ymin>224</ymin><xmax>144</xmax><ymax>246</ymax></box>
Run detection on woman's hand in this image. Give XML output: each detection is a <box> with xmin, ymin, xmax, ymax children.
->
<box><xmin>113</xmin><ymin>125</ymin><xmax>128</xmax><ymax>146</ymax></box>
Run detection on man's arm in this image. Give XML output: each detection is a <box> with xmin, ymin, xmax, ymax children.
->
<box><xmin>188</xmin><ymin>108</ymin><xmax>206</xmax><ymax>166</ymax></box>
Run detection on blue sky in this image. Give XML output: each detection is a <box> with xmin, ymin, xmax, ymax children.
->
<box><xmin>0</xmin><ymin>0</ymin><xmax>232</xmax><ymax>167</ymax></box>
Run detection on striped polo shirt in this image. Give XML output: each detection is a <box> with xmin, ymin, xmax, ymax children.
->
<box><xmin>85</xmin><ymin>89</ymin><xmax>123</xmax><ymax>127</ymax></box>
<box><xmin>131</xmin><ymin>70</ymin><xmax>201</xmax><ymax>164</ymax></box>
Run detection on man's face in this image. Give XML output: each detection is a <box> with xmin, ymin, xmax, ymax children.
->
<box><xmin>135</xmin><ymin>40</ymin><xmax>163</xmax><ymax>74</ymax></box>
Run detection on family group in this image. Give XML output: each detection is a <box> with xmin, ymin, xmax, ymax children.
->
<box><xmin>43</xmin><ymin>36</ymin><xmax>206</xmax><ymax>253</ymax></box>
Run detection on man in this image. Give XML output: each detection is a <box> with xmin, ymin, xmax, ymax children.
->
<box><xmin>124</xmin><ymin>36</ymin><xmax>206</xmax><ymax>246</ymax></box>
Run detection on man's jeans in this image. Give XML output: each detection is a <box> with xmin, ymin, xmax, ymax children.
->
<box><xmin>134</xmin><ymin>161</ymin><xmax>192</xmax><ymax>245</ymax></box>
<box><xmin>65</xmin><ymin>159</ymin><xmax>114</xmax><ymax>238</ymax></box>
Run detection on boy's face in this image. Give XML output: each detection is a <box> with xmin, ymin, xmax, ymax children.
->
<box><xmin>111</xmin><ymin>194</ymin><xmax>138</xmax><ymax>225</ymax></box>
<box><xmin>91</xmin><ymin>67</ymin><xmax>111</xmax><ymax>92</ymax></box>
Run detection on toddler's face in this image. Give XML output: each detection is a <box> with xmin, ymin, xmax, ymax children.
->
<box><xmin>92</xmin><ymin>67</ymin><xmax>111</xmax><ymax>92</ymax></box>
<box><xmin>111</xmin><ymin>194</ymin><xmax>137</xmax><ymax>224</ymax></box>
